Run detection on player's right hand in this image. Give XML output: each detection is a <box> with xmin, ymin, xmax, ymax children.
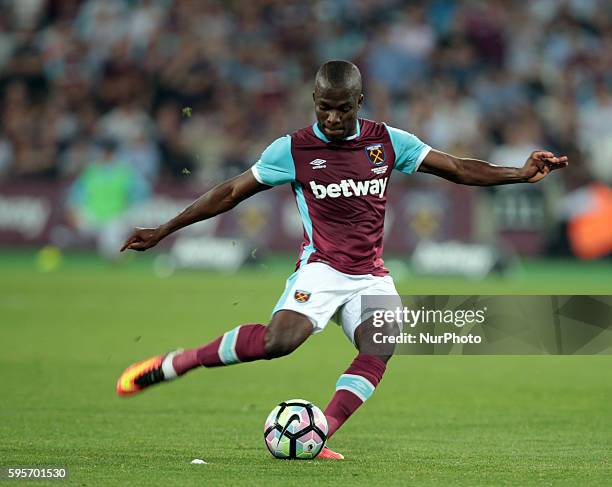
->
<box><xmin>120</xmin><ymin>227</ymin><xmax>164</xmax><ymax>252</ymax></box>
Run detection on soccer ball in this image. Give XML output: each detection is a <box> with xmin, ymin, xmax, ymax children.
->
<box><xmin>264</xmin><ymin>399</ymin><xmax>328</xmax><ymax>459</ymax></box>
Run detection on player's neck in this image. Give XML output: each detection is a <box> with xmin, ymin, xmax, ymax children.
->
<box><xmin>315</xmin><ymin>120</ymin><xmax>360</xmax><ymax>142</ymax></box>
<box><xmin>344</xmin><ymin>122</ymin><xmax>359</xmax><ymax>140</ymax></box>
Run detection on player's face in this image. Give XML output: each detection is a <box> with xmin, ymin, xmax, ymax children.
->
<box><xmin>313</xmin><ymin>89</ymin><xmax>363</xmax><ymax>141</ymax></box>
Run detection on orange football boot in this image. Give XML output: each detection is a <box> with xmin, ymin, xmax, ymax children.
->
<box><xmin>317</xmin><ymin>446</ymin><xmax>345</xmax><ymax>460</ymax></box>
<box><xmin>117</xmin><ymin>354</ymin><xmax>169</xmax><ymax>397</ymax></box>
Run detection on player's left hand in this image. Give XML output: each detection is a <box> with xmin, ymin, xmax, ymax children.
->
<box><xmin>520</xmin><ymin>151</ymin><xmax>568</xmax><ymax>183</ymax></box>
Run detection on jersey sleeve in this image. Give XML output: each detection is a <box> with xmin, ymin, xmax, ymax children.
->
<box><xmin>250</xmin><ymin>135</ymin><xmax>295</xmax><ymax>186</ymax></box>
<box><xmin>385</xmin><ymin>124</ymin><xmax>431</xmax><ymax>175</ymax></box>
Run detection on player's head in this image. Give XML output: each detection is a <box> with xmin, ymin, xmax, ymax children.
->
<box><xmin>313</xmin><ymin>60</ymin><xmax>364</xmax><ymax>141</ymax></box>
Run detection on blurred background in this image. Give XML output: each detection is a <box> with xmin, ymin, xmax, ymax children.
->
<box><xmin>1</xmin><ymin>0</ymin><xmax>611</xmax><ymax>277</ymax></box>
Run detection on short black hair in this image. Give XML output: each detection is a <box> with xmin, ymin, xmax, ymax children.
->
<box><xmin>314</xmin><ymin>60</ymin><xmax>362</xmax><ymax>97</ymax></box>
<box><xmin>96</xmin><ymin>137</ymin><xmax>118</xmax><ymax>152</ymax></box>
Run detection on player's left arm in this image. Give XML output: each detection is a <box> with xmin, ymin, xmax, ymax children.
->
<box><xmin>418</xmin><ymin>149</ymin><xmax>568</xmax><ymax>185</ymax></box>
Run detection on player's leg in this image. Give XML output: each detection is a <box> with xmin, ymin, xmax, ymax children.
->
<box><xmin>117</xmin><ymin>262</ymin><xmax>344</xmax><ymax>397</ymax></box>
<box><xmin>323</xmin><ymin>280</ymin><xmax>401</xmax><ymax>439</ymax></box>
<box><xmin>323</xmin><ymin>317</ymin><xmax>395</xmax><ymax>438</ymax></box>
<box><xmin>318</xmin><ymin>316</ymin><xmax>398</xmax><ymax>460</ymax></box>
<box><xmin>116</xmin><ymin>310</ymin><xmax>312</xmax><ymax>396</ymax></box>
<box><xmin>172</xmin><ymin>309</ymin><xmax>312</xmax><ymax>370</ymax></box>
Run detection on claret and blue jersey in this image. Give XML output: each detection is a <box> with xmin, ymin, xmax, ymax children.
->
<box><xmin>251</xmin><ymin>118</ymin><xmax>431</xmax><ymax>276</ymax></box>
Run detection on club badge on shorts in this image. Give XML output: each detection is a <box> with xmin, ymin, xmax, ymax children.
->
<box><xmin>366</xmin><ymin>144</ymin><xmax>386</xmax><ymax>165</ymax></box>
<box><xmin>294</xmin><ymin>290</ymin><xmax>311</xmax><ymax>303</ymax></box>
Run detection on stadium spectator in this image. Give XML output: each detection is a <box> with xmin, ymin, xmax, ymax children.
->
<box><xmin>66</xmin><ymin>138</ymin><xmax>150</xmax><ymax>258</ymax></box>
<box><xmin>0</xmin><ymin>0</ymin><xmax>610</xmax><ymax>229</ymax></box>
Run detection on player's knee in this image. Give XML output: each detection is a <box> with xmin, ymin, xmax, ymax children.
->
<box><xmin>354</xmin><ymin>318</ymin><xmax>400</xmax><ymax>359</ymax></box>
<box><xmin>264</xmin><ymin>311</ymin><xmax>312</xmax><ymax>359</ymax></box>
<box><xmin>264</xmin><ymin>330</ymin><xmax>296</xmax><ymax>358</ymax></box>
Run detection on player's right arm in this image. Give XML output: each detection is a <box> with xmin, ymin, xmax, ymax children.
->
<box><xmin>121</xmin><ymin>135</ymin><xmax>295</xmax><ymax>252</ymax></box>
<box><xmin>121</xmin><ymin>170</ymin><xmax>269</xmax><ymax>251</ymax></box>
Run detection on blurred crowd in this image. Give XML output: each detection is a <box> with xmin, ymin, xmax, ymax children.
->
<box><xmin>0</xmin><ymin>0</ymin><xmax>611</xmax><ymax>188</ymax></box>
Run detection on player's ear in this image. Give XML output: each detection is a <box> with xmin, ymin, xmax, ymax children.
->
<box><xmin>357</xmin><ymin>93</ymin><xmax>364</xmax><ymax>109</ymax></box>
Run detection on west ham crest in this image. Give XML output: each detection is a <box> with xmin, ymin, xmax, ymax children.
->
<box><xmin>294</xmin><ymin>290</ymin><xmax>311</xmax><ymax>303</ymax></box>
<box><xmin>366</xmin><ymin>144</ymin><xmax>386</xmax><ymax>165</ymax></box>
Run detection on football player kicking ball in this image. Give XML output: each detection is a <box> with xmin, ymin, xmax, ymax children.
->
<box><xmin>117</xmin><ymin>60</ymin><xmax>567</xmax><ymax>459</ymax></box>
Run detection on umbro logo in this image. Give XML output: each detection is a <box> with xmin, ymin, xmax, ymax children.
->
<box><xmin>309</xmin><ymin>158</ymin><xmax>327</xmax><ymax>170</ymax></box>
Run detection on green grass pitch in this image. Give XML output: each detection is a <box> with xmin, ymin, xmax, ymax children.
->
<box><xmin>1</xmin><ymin>252</ymin><xmax>611</xmax><ymax>486</ymax></box>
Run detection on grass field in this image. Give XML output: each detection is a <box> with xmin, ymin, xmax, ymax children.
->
<box><xmin>1</xmin><ymin>251</ymin><xmax>611</xmax><ymax>486</ymax></box>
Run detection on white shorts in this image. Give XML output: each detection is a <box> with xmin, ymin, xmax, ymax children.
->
<box><xmin>272</xmin><ymin>262</ymin><xmax>401</xmax><ymax>345</ymax></box>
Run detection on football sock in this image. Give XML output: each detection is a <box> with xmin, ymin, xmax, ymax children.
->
<box><xmin>323</xmin><ymin>354</ymin><xmax>386</xmax><ymax>438</ymax></box>
<box><xmin>160</xmin><ymin>350</ymin><xmax>181</xmax><ymax>379</ymax></box>
<box><xmin>169</xmin><ymin>324</ymin><xmax>268</xmax><ymax>376</ymax></box>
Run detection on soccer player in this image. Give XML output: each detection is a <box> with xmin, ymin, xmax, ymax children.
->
<box><xmin>116</xmin><ymin>60</ymin><xmax>567</xmax><ymax>459</ymax></box>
